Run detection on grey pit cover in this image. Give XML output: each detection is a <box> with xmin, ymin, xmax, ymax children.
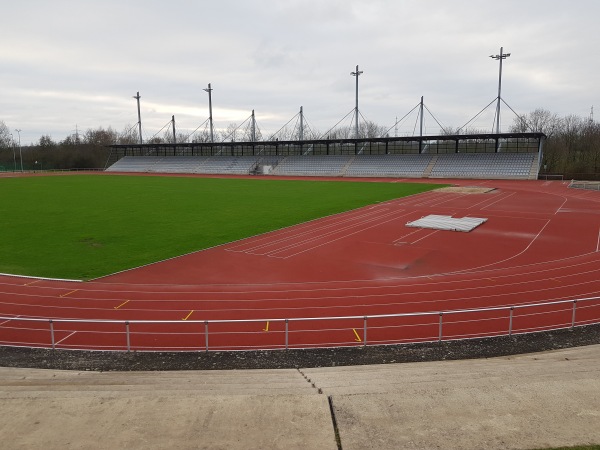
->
<box><xmin>406</xmin><ymin>215</ymin><xmax>487</xmax><ymax>232</ymax></box>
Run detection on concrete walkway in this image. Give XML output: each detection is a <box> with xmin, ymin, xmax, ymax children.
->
<box><xmin>1</xmin><ymin>345</ymin><xmax>599</xmax><ymax>449</ymax></box>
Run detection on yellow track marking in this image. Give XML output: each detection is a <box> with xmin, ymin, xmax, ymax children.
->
<box><xmin>24</xmin><ymin>280</ymin><xmax>40</xmax><ymax>286</ymax></box>
<box><xmin>263</xmin><ymin>321</ymin><xmax>269</xmax><ymax>332</ymax></box>
<box><xmin>182</xmin><ymin>310</ymin><xmax>194</xmax><ymax>321</ymax></box>
<box><xmin>353</xmin><ymin>328</ymin><xmax>362</xmax><ymax>342</ymax></box>
<box><xmin>114</xmin><ymin>300</ymin><xmax>129</xmax><ymax>310</ymax></box>
<box><xmin>61</xmin><ymin>290</ymin><xmax>78</xmax><ymax>298</ymax></box>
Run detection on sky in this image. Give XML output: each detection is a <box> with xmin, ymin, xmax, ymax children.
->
<box><xmin>1</xmin><ymin>0</ymin><xmax>598</xmax><ymax>145</ymax></box>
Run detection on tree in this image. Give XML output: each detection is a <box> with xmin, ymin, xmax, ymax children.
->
<box><xmin>191</xmin><ymin>129</ymin><xmax>211</xmax><ymax>143</ymax></box>
<box><xmin>220</xmin><ymin>123</ymin><xmax>239</xmax><ymax>142</ymax></box>
<box><xmin>118</xmin><ymin>125</ymin><xmax>140</xmax><ymax>144</ymax></box>
<box><xmin>161</xmin><ymin>129</ymin><xmax>189</xmax><ymax>144</ymax></box>
<box><xmin>359</xmin><ymin>120</ymin><xmax>387</xmax><ymax>138</ymax></box>
<box><xmin>510</xmin><ymin>108</ymin><xmax>560</xmax><ymax>137</ymax></box>
<box><xmin>38</xmin><ymin>135</ymin><xmax>56</xmax><ymax>149</ymax></box>
<box><xmin>83</xmin><ymin>127</ymin><xmax>118</xmax><ymax>146</ymax></box>
<box><xmin>0</xmin><ymin>120</ymin><xmax>12</xmax><ymax>148</ymax></box>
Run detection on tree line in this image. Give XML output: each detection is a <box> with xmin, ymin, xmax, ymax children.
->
<box><xmin>509</xmin><ymin>108</ymin><xmax>600</xmax><ymax>179</ymax></box>
<box><xmin>1</xmin><ymin>110</ymin><xmax>599</xmax><ymax>179</ymax></box>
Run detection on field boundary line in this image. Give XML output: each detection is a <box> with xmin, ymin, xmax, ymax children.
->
<box><xmin>0</xmin><ymin>273</ymin><xmax>82</xmax><ymax>283</ymax></box>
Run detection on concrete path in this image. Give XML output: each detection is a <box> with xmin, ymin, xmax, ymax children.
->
<box><xmin>1</xmin><ymin>345</ymin><xmax>599</xmax><ymax>449</ymax></box>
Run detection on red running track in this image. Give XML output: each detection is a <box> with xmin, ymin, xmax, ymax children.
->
<box><xmin>1</xmin><ymin>177</ymin><xmax>600</xmax><ymax>351</ymax></box>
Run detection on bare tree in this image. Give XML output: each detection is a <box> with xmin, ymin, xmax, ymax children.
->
<box><xmin>83</xmin><ymin>127</ymin><xmax>118</xmax><ymax>146</ymax></box>
<box><xmin>510</xmin><ymin>108</ymin><xmax>560</xmax><ymax>137</ymax></box>
<box><xmin>161</xmin><ymin>130</ymin><xmax>188</xmax><ymax>144</ymax></box>
<box><xmin>359</xmin><ymin>120</ymin><xmax>387</xmax><ymax>138</ymax></box>
<box><xmin>219</xmin><ymin>123</ymin><xmax>239</xmax><ymax>142</ymax></box>
<box><xmin>191</xmin><ymin>129</ymin><xmax>211</xmax><ymax>143</ymax></box>
<box><xmin>0</xmin><ymin>121</ymin><xmax>12</xmax><ymax>148</ymax></box>
<box><xmin>118</xmin><ymin>125</ymin><xmax>139</xmax><ymax>144</ymax></box>
<box><xmin>38</xmin><ymin>135</ymin><xmax>56</xmax><ymax>148</ymax></box>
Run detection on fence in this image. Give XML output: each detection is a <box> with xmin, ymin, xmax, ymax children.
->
<box><xmin>569</xmin><ymin>180</ymin><xmax>600</xmax><ymax>190</ymax></box>
<box><xmin>1</xmin><ymin>296</ymin><xmax>599</xmax><ymax>352</ymax></box>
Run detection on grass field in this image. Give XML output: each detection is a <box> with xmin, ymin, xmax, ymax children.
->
<box><xmin>0</xmin><ymin>174</ymin><xmax>443</xmax><ymax>280</ymax></box>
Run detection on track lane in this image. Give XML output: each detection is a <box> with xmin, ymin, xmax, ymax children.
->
<box><xmin>1</xmin><ymin>179</ymin><xmax>599</xmax><ymax>350</ymax></box>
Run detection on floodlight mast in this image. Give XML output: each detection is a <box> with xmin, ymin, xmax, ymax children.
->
<box><xmin>299</xmin><ymin>106</ymin><xmax>304</xmax><ymax>141</ymax></box>
<box><xmin>10</xmin><ymin>134</ymin><xmax>17</xmax><ymax>171</ymax></box>
<box><xmin>490</xmin><ymin>47</ymin><xmax>511</xmax><ymax>134</ymax></box>
<box><xmin>350</xmin><ymin>65</ymin><xmax>363</xmax><ymax>139</ymax></box>
<box><xmin>203</xmin><ymin>83</ymin><xmax>214</xmax><ymax>143</ymax></box>
<box><xmin>172</xmin><ymin>115</ymin><xmax>176</xmax><ymax>144</ymax></box>
<box><xmin>14</xmin><ymin>129</ymin><xmax>23</xmax><ymax>172</ymax></box>
<box><xmin>133</xmin><ymin>92</ymin><xmax>143</xmax><ymax>144</ymax></box>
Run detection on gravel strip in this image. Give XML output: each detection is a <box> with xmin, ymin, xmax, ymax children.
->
<box><xmin>1</xmin><ymin>324</ymin><xmax>599</xmax><ymax>372</ymax></box>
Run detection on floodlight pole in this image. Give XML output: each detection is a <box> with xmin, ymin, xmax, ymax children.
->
<box><xmin>10</xmin><ymin>134</ymin><xmax>17</xmax><ymax>171</ymax></box>
<box><xmin>133</xmin><ymin>92</ymin><xmax>143</xmax><ymax>144</ymax></box>
<box><xmin>171</xmin><ymin>115</ymin><xmax>176</xmax><ymax>144</ymax></box>
<box><xmin>251</xmin><ymin>110</ymin><xmax>256</xmax><ymax>142</ymax></box>
<box><xmin>490</xmin><ymin>47</ymin><xmax>511</xmax><ymax>134</ymax></box>
<box><xmin>203</xmin><ymin>83</ymin><xmax>214</xmax><ymax>143</ymax></box>
<box><xmin>350</xmin><ymin>65</ymin><xmax>363</xmax><ymax>139</ymax></box>
<box><xmin>419</xmin><ymin>96</ymin><xmax>425</xmax><ymax>153</ymax></box>
<box><xmin>419</xmin><ymin>96</ymin><xmax>424</xmax><ymax>138</ymax></box>
<box><xmin>299</xmin><ymin>106</ymin><xmax>304</xmax><ymax>141</ymax></box>
<box><xmin>15</xmin><ymin>129</ymin><xmax>23</xmax><ymax>172</ymax></box>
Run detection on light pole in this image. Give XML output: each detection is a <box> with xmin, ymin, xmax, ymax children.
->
<box><xmin>203</xmin><ymin>83</ymin><xmax>214</xmax><ymax>143</ymax></box>
<box><xmin>10</xmin><ymin>134</ymin><xmax>17</xmax><ymax>172</ymax></box>
<box><xmin>350</xmin><ymin>65</ymin><xmax>363</xmax><ymax>139</ymax></box>
<box><xmin>133</xmin><ymin>92</ymin><xmax>143</xmax><ymax>144</ymax></box>
<box><xmin>15</xmin><ymin>129</ymin><xmax>23</xmax><ymax>172</ymax></box>
<box><xmin>489</xmin><ymin>47</ymin><xmax>511</xmax><ymax>134</ymax></box>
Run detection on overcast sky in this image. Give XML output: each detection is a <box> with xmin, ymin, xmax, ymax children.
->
<box><xmin>1</xmin><ymin>0</ymin><xmax>598</xmax><ymax>144</ymax></box>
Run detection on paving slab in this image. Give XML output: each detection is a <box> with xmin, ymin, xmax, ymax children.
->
<box><xmin>0</xmin><ymin>394</ymin><xmax>335</xmax><ymax>450</ymax></box>
<box><xmin>0</xmin><ymin>368</ymin><xmax>335</xmax><ymax>449</ymax></box>
<box><xmin>305</xmin><ymin>345</ymin><xmax>600</xmax><ymax>449</ymax></box>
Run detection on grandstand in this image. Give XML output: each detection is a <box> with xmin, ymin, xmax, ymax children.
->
<box><xmin>106</xmin><ymin>132</ymin><xmax>545</xmax><ymax>180</ymax></box>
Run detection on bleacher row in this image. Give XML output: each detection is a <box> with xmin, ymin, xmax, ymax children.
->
<box><xmin>106</xmin><ymin>153</ymin><xmax>539</xmax><ymax>180</ymax></box>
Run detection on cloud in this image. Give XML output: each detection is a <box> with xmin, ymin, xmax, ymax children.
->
<box><xmin>1</xmin><ymin>0</ymin><xmax>598</xmax><ymax>144</ymax></box>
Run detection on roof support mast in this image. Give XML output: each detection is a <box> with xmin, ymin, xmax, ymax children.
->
<box><xmin>350</xmin><ymin>65</ymin><xmax>363</xmax><ymax>139</ymax></box>
<box><xmin>203</xmin><ymin>83</ymin><xmax>214</xmax><ymax>143</ymax></box>
<box><xmin>420</xmin><ymin>96</ymin><xmax>424</xmax><ymax>138</ymax></box>
<box><xmin>171</xmin><ymin>115</ymin><xmax>176</xmax><ymax>144</ymax></box>
<box><xmin>299</xmin><ymin>106</ymin><xmax>304</xmax><ymax>141</ymax></box>
<box><xmin>490</xmin><ymin>47</ymin><xmax>511</xmax><ymax>134</ymax></box>
<box><xmin>133</xmin><ymin>92</ymin><xmax>143</xmax><ymax>144</ymax></box>
<box><xmin>419</xmin><ymin>96</ymin><xmax>424</xmax><ymax>153</ymax></box>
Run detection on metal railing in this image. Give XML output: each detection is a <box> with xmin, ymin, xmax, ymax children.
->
<box><xmin>569</xmin><ymin>180</ymin><xmax>600</xmax><ymax>190</ymax></box>
<box><xmin>1</xmin><ymin>296</ymin><xmax>599</xmax><ymax>352</ymax></box>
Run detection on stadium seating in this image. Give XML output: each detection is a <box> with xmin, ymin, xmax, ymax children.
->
<box><xmin>106</xmin><ymin>152</ymin><xmax>540</xmax><ymax>180</ymax></box>
<box><xmin>105</xmin><ymin>156</ymin><xmax>163</xmax><ymax>172</ymax></box>
<box><xmin>195</xmin><ymin>156</ymin><xmax>259</xmax><ymax>175</ymax></box>
<box><xmin>148</xmin><ymin>156</ymin><xmax>208</xmax><ymax>173</ymax></box>
<box><xmin>271</xmin><ymin>155</ymin><xmax>351</xmax><ymax>176</ymax></box>
<box><xmin>429</xmin><ymin>153</ymin><xmax>537</xmax><ymax>179</ymax></box>
<box><xmin>346</xmin><ymin>155</ymin><xmax>432</xmax><ymax>178</ymax></box>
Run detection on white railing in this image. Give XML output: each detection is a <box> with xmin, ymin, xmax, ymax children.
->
<box><xmin>569</xmin><ymin>180</ymin><xmax>600</xmax><ymax>190</ymax></box>
<box><xmin>1</xmin><ymin>296</ymin><xmax>599</xmax><ymax>352</ymax></box>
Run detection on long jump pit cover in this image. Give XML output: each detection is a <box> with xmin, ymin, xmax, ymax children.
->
<box><xmin>406</xmin><ymin>215</ymin><xmax>487</xmax><ymax>232</ymax></box>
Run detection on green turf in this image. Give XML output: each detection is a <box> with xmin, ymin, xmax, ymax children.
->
<box><xmin>0</xmin><ymin>175</ymin><xmax>443</xmax><ymax>280</ymax></box>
